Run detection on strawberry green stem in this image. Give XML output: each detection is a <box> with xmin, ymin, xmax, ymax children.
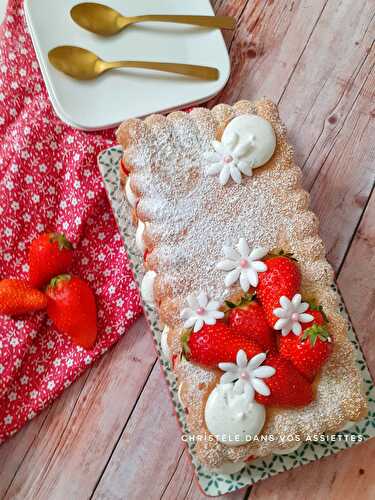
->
<box><xmin>49</xmin><ymin>232</ymin><xmax>73</xmax><ymax>251</ymax></box>
<box><xmin>301</xmin><ymin>324</ymin><xmax>331</xmax><ymax>346</ymax></box>
<box><xmin>181</xmin><ymin>330</ymin><xmax>192</xmax><ymax>355</ymax></box>
<box><xmin>49</xmin><ymin>274</ymin><xmax>72</xmax><ymax>288</ymax></box>
<box><xmin>224</xmin><ymin>292</ymin><xmax>255</xmax><ymax>309</ymax></box>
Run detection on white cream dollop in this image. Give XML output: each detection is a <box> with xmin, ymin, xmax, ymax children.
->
<box><xmin>160</xmin><ymin>326</ymin><xmax>170</xmax><ymax>359</ymax></box>
<box><xmin>125</xmin><ymin>177</ymin><xmax>137</xmax><ymax>208</ymax></box>
<box><xmin>140</xmin><ymin>271</ymin><xmax>156</xmax><ymax>305</ymax></box>
<box><xmin>205</xmin><ymin>114</ymin><xmax>277</xmax><ymax>186</ymax></box>
<box><xmin>222</xmin><ymin>114</ymin><xmax>276</xmax><ymax>169</ymax></box>
<box><xmin>135</xmin><ymin>220</ymin><xmax>146</xmax><ymax>253</ymax></box>
<box><xmin>205</xmin><ymin>384</ymin><xmax>265</xmax><ymax>446</ymax></box>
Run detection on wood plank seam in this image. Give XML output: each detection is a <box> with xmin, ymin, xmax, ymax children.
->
<box><xmin>3</xmin><ymin>369</ymin><xmax>92</xmax><ymax>499</ymax></box>
<box><xmin>336</xmin><ymin>184</ymin><xmax>375</xmax><ymax>277</ymax></box>
<box><xmin>209</xmin><ymin>0</ymin><xmax>270</xmax><ymax>107</ymax></box>
<box><xmin>160</xmin><ymin>448</ymin><xmax>187</xmax><ymax>498</ymax></box>
<box><xmin>88</xmin><ymin>358</ymin><xmax>158</xmax><ymax>499</ymax></box>
<box><xmin>226</xmin><ymin>1</ymin><xmax>268</xmax><ymax>56</ymax></box>
<box><xmin>2</xmin><ymin>410</ymin><xmax>51</xmax><ymax>498</ymax></box>
<box><xmin>277</xmin><ymin>0</ymin><xmax>330</xmax><ymax>106</ymax></box>
<box><xmin>22</xmin><ymin>369</ymin><xmax>93</xmax><ymax>499</ymax></box>
<box><xmin>302</xmin><ymin>41</ymin><xmax>375</xmax><ymax>181</ymax></box>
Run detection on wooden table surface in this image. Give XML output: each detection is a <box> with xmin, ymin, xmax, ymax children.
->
<box><xmin>1</xmin><ymin>0</ymin><xmax>375</xmax><ymax>499</ymax></box>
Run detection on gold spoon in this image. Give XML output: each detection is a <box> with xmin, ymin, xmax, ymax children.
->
<box><xmin>71</xmin><ymin>2</ymin><xmax>236</xmax><ymax>36</ymax></box>
<box><xmin>48</xmin><ymin>46</ymin><xmax>219</xmax><ymax>81</ymax></box>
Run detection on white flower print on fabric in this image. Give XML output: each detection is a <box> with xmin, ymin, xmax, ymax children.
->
<box><xmin>217</xmin><ymin>239</ymin><xmax>268</xmax><ymax>292</ymax></box>
<box><xmin>273</xmin><ymin>294</ymin><xmax>314</xmax><ymax>336</ymax></box>
<box><xmin>205</xmin><ymin>132</ymin><xmax>256</xmax><ymax>185</ymax></box>
<box><xmin>0</xmin><ymin>4</ymin><xmax>142</xmax><ymax>444</ymax></box>
<box><xmin>181</xmin><ymin>292</ymin><xmax>224</xmax><ymax>333</ymax></box>
<box><xmin>219</xmin><ymin>350</ymin><xmax>275</xmax><ymax>400</ymax></box>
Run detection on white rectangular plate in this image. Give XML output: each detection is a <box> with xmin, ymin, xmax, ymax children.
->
<box><xmin>98</xmin><ymin>146</ymin><xmax>375</xmax><ymax>497</ymax></box>
<box><xmin>24</xmin><ymin>0</ymin><xmax>230</xmax><ymax>131</ymax></box>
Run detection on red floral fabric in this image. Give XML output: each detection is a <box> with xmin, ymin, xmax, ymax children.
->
<box><xmin>0</xmin><ymin>0</ymin><xmax>142</xmax><ymax>443</ymax></box>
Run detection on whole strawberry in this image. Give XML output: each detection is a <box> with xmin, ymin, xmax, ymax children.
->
<box><xmin>46</xmin><ymin>274</ymin><xmax>97</xmax><ymax>349</ymax></box>
<box><xmin>226</xmin><ymin>294</ymin><xmax>275</xmax><ymax>351</ymax></box>
<box><xmin>255</xmin><ymin>353</ymin><xmax>313</xmax><ymax>407</ymax></box>
<box><xmin>257</xmin><ymin>253</ymin><xmax>301</xmax><ymax>328</ymax></box>
<box><xmin>28</xmin><ymin>232</ymin><xmax>73</xmax><ymax>289</ymax></box>
<box><xmin>0</xmin><ymin>279</ymin><xmax>47</xmax><ymax>316</ymax></box>
<box><xmin>279</xmin><ymin>307</ymin><xmax>333</xmax><ymax>381</ymax></box>
<box><xmin>182</xmin><ymin>323</ymin><xmax>263</xmax><ymax>367</ymax></box>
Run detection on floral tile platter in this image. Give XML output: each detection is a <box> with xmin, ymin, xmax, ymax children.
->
<box><xmin>98</xmin><ymin>146</ymin><xmax>375</xmax><ymax>497</ymax></box>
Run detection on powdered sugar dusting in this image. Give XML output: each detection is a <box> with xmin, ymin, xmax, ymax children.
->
<box><xmin>124</xmin><ymin>110</ymin><xmax>283</xmax><ymax>306</ymax></box>
<box><xmin>117</xmin><ymin>100</ymin><xmax>367</xmax><ymax>468</ymax></box>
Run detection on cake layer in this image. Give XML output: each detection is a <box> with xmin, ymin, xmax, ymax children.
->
<box><xmin>116</xmin><ymin>99</ymin><xmax>367</xmax><ymax>468</ymax></box>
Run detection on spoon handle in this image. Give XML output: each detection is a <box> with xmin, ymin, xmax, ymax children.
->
<box><xmin>124</xmin><ymin>14</ymin><xmax>236</xmax><ymax>30</ymax></box>
<box><xmin>103</xmin><ymin>60</ymin><xmax>219</xmax><ymax>80</ymax></box>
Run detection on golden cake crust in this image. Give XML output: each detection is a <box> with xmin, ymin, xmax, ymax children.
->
<box><xmin>116</xmin><ymin>99</ymin><xmax>367</xmax><ymax>468</ymax></box>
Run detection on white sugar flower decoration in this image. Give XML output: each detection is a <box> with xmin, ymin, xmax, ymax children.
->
<box><xmin>205</xmin><ymin>132</ymin><xmax>256</xmax><ymax>185</ymax></box>
<box><xmin>219</xmin><ymin>350</ymin><xmax>275</xmax><ymax>400</ymax></box>
<box><xmin>217</xmin><ymin>238</ymin><xmax>268</xmax><ymax>292</ymax></box>
<box><xmin>273</xmin><ymin>294</ymin><xmax>314</xmax><ymax>336</ymax></box>
<box><xmin>181</xmin><ymin>291</ymin><xmax>224</xmax><ymax>333</ymax></box>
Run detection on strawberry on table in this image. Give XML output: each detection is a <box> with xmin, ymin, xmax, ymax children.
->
<box><xmin>46</xmin><ymin>274</ymin><xmax>97</xmax><ymax>349</ymax></box>
<box><xmin>255</xmin><ymin>353</ymin><xmax>313</xmax><ymax>407</ymax></box>
<box><xmin>0</xmin><ymin>279</ymin><xmax>47</xmax><ymax>316</ymax></box>
<box><xmin>28</xmin><ymin>232</ymin><xmax>73</xmax><ymax>289</ymax></box>
<box><xmin>226</xmin><ymin>294</ymin><xmax>276</xmax><ymax>351</ymax></box>
<box><xmin>279</xmin><ymin>306</ymin><xmax>333</xmax><ymax>381</ymax></box>
<box><xmin>182</xmin><ymin>323</ymin><xmax>263</xmax><ymax>368</ymax></box>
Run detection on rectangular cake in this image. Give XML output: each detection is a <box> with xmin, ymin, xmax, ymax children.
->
<box><xmin>116</xmin><ymin>99</ymin><xmax>367</xmax><ymax>472</ymax></box>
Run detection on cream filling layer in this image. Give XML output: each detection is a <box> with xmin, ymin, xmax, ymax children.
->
<box><xmin>140</xmin><ymin>271</ymin><xmax>156</xmax><ymax>305</ymax></box>
<box><xmin>273</xmin><ymin>443</ymin><xmax>301</xmax><ymax>455</ymax></box>
<box><xmin>160</xmin><ymin>326</ymin><xmax>170</xmax><ymax>359</ymax></box>
<box><xmin>177</xmin><ymin>382</ymin><xmax>185</xmax><ymax>408</ymax></box>
<box><xmin>125</xmin><ymin>177</ymin><xmax>137</xmax><ymax>208</ymax></box>
<box><xmin>211</xmin><ymin>461</ymin><xmax>246</xmax><ymax>474</ymax></box>
<box><xmin>135</xmin><ymin>220</ymin><xmax>146</xmax><ymax>253</ymax></box>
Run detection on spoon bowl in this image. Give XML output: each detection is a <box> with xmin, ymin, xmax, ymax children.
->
<box><xmin>71</xmin><ymin>2</ymin><xmax>236</xmax><ymax>37</ymax></box>
<box><xmin>48</xmin><ymin>46</ymin><xmax>219</xmax><ymax>81</ymax></box>
<box><xmin>71</xmin><ymin>3</ymin><xmax>125</xmax><ymax>36</ymax></box>
<box><xmin>48</xmin><ymin>46</ymin><xmax>104</xmax><ymax>80</ymax></box>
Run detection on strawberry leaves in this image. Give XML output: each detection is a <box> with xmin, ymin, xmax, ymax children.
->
<box><xmin>224</xmin><ymin>292</ymin><xmax>255</xmax><ymax>309</ymax></box>
<box><xmin>48</xmin><ymin>274</ymin><xmax>72</xmax><ymax>288</ymax></box>
<box><xmin>309</xmin><ymin>301</ymin><xmax>329</xmax><ymax>323</ymax></box>
<box><xmin>49</xmin><ymin>232</ymin><xmax>73</xmax><ymax>251</ymax></box>
<box><xmin>301</xmin><ymin>324</ymin><xmax>331</xmax><ymax>347</ymax></box>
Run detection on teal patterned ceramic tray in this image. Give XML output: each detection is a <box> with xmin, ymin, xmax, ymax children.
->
<box><xmin>98</xmin><ymin>146</ymin><xmax>375</xmax><ymax>497</ymax></box>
